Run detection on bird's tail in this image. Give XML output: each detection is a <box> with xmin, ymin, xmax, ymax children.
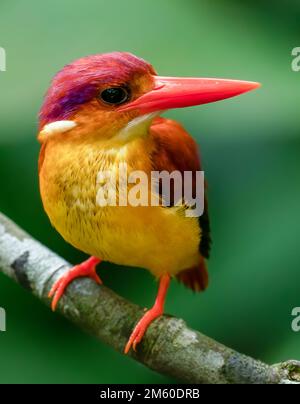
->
<box><xmin>176</xmin><ymin>258</ymin><xmax>209</xmax><ymax>292</ymax></box>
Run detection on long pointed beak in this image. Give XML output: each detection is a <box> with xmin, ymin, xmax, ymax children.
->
<box><xmin>119</xmin><ymin>75</ymin><xmax>261</xmax><ymax>114</ymax></box>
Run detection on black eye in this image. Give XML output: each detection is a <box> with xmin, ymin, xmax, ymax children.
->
<box><xmin>100</xmin><ymin>87</ymin><xmax>130</xmax><ymax>106</ymax></box>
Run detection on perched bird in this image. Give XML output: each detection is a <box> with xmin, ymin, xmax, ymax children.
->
<box><xmin>38</xmin><ymin>52</ymin><xmax>259</xmax><ymax>353</ymax></box>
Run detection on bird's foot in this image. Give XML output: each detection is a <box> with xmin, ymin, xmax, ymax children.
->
<box><xmin>124</xmin><ymin>274</ymin><xmax>170</xmax><ymax>354</ymax></box>
<box><xmin>124</xmin><ymin>304</ymin><xmax>163</xmax><ymax>354</ymax></box>
<box><xmin>48</xmin><ymin>256</ymin><xmax>102</xmax><ymax>311</ymax></box>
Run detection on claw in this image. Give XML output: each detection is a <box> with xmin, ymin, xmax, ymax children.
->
<box><xmin>124</xmin><ymin>274</ymin><xmax>170</xmax><ymax>354</ymax></box>
<box><xmin>124</xmin><ymin>307</ymin><xmax>162</xmax><ymax>354</ymax></box>
<box><xmin>49</xmin><ymin>256</ymin><xmax>102</xmax><ymax>311</ymax></box>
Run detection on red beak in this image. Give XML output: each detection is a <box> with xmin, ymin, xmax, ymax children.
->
<box><xmin>119</xmin><ymin>75</ymin><xmax>261</xmax><ymax>114</ymax></box>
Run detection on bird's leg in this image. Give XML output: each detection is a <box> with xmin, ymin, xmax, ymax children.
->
<box><xmin>124</xmin><ymin>274</ymin><xmax>170</xmax><ymax>354</ymax></box>
<box><xmin>48</xmin><ymin>256</ymin><xmax>102</xmax><ymax>311</ymax></box>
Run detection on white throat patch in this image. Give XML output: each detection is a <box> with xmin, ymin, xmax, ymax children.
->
<box><xmin>40</xmin><ymin>120</ymin><xmax>77</xmax><ymax>136</ymax></box>
<box><xmin>115</xmin><ymin>112</ymin><xmax>161</xmax><ymax>142</ymax></box>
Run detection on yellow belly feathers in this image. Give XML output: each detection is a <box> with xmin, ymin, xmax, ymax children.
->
<box><xmin>39</xmin><ymin>136</ymin><xmax>201</xmax><ymax>277</ymax></box>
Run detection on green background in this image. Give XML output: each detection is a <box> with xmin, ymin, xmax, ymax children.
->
<box><xmin>0</xmin><ymin>0</ymin><xmax>300</xmax><ymax>383</ymax></box>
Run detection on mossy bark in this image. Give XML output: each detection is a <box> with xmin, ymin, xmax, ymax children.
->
<box><xmin>0</xmin><ymin>212</ymin><xmax>299</xmax><ymax>384</ymax></box>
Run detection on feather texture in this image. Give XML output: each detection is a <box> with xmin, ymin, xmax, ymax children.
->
<box><xmin>150</xmin><ymin>117</ymin><xmax>211</xmax><ymax>291</ymax></box>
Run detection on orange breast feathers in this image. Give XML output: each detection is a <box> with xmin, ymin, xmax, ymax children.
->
<box><xmin>150</xmin><ymin>117</ymin><xmax>211</xmax><ymax>291</ymax></box>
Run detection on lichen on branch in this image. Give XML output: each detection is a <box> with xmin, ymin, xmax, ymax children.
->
<box><xmin>0</xmin><ymin>212</ymin><xmax>299</xmax><ymax>384</ymax></box>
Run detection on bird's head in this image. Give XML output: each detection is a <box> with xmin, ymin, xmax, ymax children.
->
<box><xmin>38</xmin><ymin>52</ymin><xmax>260</xmax><ymax>145</ymax></box>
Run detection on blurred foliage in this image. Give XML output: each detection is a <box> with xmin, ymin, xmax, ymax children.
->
<box><xmin>0</xmin><ymin>0</ymin><xmax>300</xmax><ymax>383</ymax></box>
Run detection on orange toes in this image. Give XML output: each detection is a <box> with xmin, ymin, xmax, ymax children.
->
<box><xmin>89</xmin><ymin>270</ymin><xmax>102</xmax><ymax>285</ymax></box>
<box><xmin>124</xmin><ymin>274</ymin><xmax>170</xmax><ymax>354</ymax></box>
<box><xmin>48</xmin><ymin>256</ymin><xmax>102</xmax><ymax>311</ymax></box>
<box><xmin>124</xmin><ymin>327</ymin><xmax>140</xmax><ymax>354</ymax></box>
<box><xmin>124</xmin><ymin>307</ymin><xmax>162</xmax><ymax>354</ymax></box>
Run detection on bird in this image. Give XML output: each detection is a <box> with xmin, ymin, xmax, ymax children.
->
<box><xmin>37</xmin><ymin>52</ymin><xmax>260</xmax><ymax>354</ymax></box>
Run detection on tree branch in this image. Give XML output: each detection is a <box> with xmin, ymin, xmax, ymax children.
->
<box><xmin>0</xmin><ymin>212</ymin><xmax>299</xmax><ymax>384</ymax></box>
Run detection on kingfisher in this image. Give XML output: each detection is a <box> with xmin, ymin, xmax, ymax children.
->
<box><xmin>37</xmin><ymin>52</ymin><xmax>259</xmax><ymax>353</ymax></box>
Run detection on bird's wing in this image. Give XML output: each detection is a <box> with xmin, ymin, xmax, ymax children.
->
<box><xmin>150</xmin><ymin>117</ymin><xmax>211</xmax><ymax>291</ymax></box>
